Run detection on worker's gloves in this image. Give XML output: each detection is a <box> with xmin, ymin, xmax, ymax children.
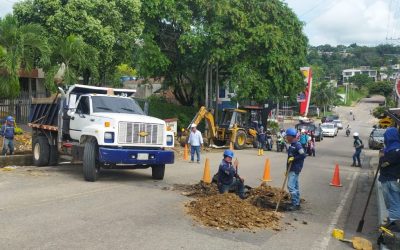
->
<box><xmin>381</xmin><ymin>162</ymin><xmax>390</xmax><ymax>168</ymax></box>
<box><xmin>288</xmin><ymin>157</ymin><xmax>295</xmax><ymax>163</ymax></box>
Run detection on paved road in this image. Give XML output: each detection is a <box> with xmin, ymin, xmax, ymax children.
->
<box><xmin>0</xmin><ymin>99</ymin><xmax>381</xmax><ymax>250</ymax></box>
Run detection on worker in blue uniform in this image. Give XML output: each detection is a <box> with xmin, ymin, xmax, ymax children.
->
<box><xmin>1</xmin><ymin>116</ymin><xmax>15</xmax><ymax>156</ymax></box>
<box><xmin>285</xmin><ymin>128</ymin><xmax>307</xmax><ymax>211</ymax></box>
<box><xmin>217</xmin><ymin>149</ymin><xmax>245</xmax><ymax>199</ymax></box>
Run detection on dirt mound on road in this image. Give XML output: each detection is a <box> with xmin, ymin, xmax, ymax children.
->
<box><xmin>175</xmin><ymin>182</ymin><xmax>294</xmax><ymax>231</ymax></box>
<box><xmin>186</xmin><ymin>193</ymin><xmax>282</xmax><ymax>231</ymax></box>
<box><xmin>173</xmin><ymin>182</ymin><xmax>219</xmax><ymax>197</ymax></box>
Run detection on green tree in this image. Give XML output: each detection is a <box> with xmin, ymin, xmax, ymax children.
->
<box><xmin>45</xmin><ymin>35</ymin><xmax>99</xmax><ymax>91</ymax></box>
<box><xmin>137</xmin><ymin>0</ymin><xmax>307</xmax><ymax>106</ymax></box>
<box><xmin>14</xmin><ymin>0</ymin><xmax>142</xmax><ymax>85</ymax></box>
<box><xmin>0</xmin><ymin>14</ymin><xmax>49</xmax><ymax>98</ymax></box>
<box><xmin>312</xmin><ymin>82</ymin><xmax>338</xmax><ymax>115</ymax></box>
<box><xmin>349</xmin><ymin>74</ymin><xmax>373</xmax><ymax>88</ymax></box>
<box><xmin>367</xmin><ymin>81</ymin><xmax>393</xmax><ymax>98</ymax></box>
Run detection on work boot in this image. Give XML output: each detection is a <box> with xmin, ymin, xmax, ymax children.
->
<box><xmin>287</xmin><ymin>205</ymin><xmax>300</xmax><ymax>211</ymax></box>
<box><xmin>351</xmin><ymin>163</ymin><xmax>356</xmax><ymax>167</ymax></box>
<box><xmin>258</xmin><ymin>149</ymin><xmax>261</xmax><ymax>156</ymax></box>
<box><xmin>357</xmin><ymin>164</ymin><xmax>362</xmax><ymax>168</ymax></box>
<box><xmin>261</xmin><ymin>149</ymin><xmax>264</xmax><ymax>156</ymax></box>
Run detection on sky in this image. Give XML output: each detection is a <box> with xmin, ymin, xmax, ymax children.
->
<box><xmin>1</xmin><ymin>0</ymin><xmax>399</xmax><ymax>46</ymax></box>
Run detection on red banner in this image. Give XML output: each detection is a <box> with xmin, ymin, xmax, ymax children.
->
<box><xmin>396</xmin><ymin>78</ymin><xmax>400</xmax><ymax>98</ymax></box>
<box><xmin>299</xmin><ymin>67</ymin><xmax>313</xmax><ymax>116</ymax></box>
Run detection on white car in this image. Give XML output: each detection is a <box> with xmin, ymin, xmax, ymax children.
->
<box><xmin>333</xmin><ymin>120</ymin><xmax>343</xmax><ymax>130</ymax></box>
<box><xmin>321</xmin><ymin>123</ymin><xmax>338</xmax><ymax>137</ymax></box>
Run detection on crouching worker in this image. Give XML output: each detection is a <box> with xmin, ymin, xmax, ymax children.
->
<box><xmin>1</xmin><ymin>116</ymin><xmax>15</xmax><ymax>156</ymax></box>
<box><xmin>217</xmin><ymin>149</ymin><xmax>245</xmax><ymax>199</ymax></box>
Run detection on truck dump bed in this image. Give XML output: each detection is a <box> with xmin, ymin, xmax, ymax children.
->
<box><xmin>28</xmin><ymin>95</ymin><xmax>60</xmax><ymax>131</ymax></box>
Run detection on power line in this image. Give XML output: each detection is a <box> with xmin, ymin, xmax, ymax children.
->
<box><xmin>299</xmin><ymin>0</ymin><xmax>331</xmax><ymax>18</ymax></box>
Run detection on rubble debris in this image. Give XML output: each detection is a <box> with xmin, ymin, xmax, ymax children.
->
<box><xmin>247</xmin><ymin>185</ymin><xmax>292</xmax><ymax>210</ymax></box>
<box><xmin>173</xmin><ymin>182</ymin><xmax>219</xmax><ymax>197</ymax></box>
<box><xmin>185</xmin><ymin>193</ymin><xmax>282</xmax><ymax>231</ymax></box>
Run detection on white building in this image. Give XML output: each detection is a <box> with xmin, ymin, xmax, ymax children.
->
<box><xmin>342</xmin><ymin>66</ymin><xmax>377</xmax><ymax>82</ymax></box>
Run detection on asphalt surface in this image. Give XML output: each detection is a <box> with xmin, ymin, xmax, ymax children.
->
<box><xmin>0</xmin><ymin>98</ymin><xmax>382</xmax><ymax>250</ymax></box>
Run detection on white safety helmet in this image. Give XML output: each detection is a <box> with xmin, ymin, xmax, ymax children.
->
<box><xmin>301</xmin><ymin>129</ymin><xmax>306</xmax><ymax>133</ymax></box>
<box><xmin>353</xmin><ymin>132</ymin><xmax>359</xmax><ymax>137</ymax></box>
<box><xmin>191</xmin><ymin>124</ymin><xmax>197</xmax><ymax>128</ymax></box>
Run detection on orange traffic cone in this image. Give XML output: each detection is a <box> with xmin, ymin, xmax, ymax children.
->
<box><xmin>202</xmin><ymin>158</ymin><xmax>211</xmax><ymax>184</ymax></box>
<box><xmin>262</xmin><ymin>158</ymin><xmax>272</xmax><ymax>182</ymax></box>
<box><xmin>183</xmin><ymin>144</ymin><xmax>189</xmax><ymax>161</ymax></box>
<box><xmin>229</xmin><ymin>142</ymin><xmax>234</xmax><ymax>150</ymax></box>
<box><xmin>330</xmin><ymin>164</ymin><xmax>342</xmax><ymax>187</ymax></box>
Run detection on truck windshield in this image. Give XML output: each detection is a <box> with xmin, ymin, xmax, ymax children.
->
<box><xmin>92</xmin><ymin>96</ymin><xmax>145</xmax><ymax>115</ymax></box>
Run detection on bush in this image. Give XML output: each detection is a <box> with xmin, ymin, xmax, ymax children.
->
<box><xmin>267</xmin><ymin>120</ymin><xmax>279</xmax><ymax>133</ymax></box>
<box><xmin>372</xmin><ymin>106</ymin><xmax>386</xmax><ymax>119</ymax></box>
<box><xmin>147</xmin><ymin>96</ymin><xmax>197</xmax><ymax>130</ymax></box>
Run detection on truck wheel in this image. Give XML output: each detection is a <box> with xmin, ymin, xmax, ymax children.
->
<box><xmin>152</xmin><ymin>164</ymin><xmax>165</xmax><ymax>180</ymax></box>
<box><xmin>33</xmin><ymin>136</ymin><xmax>50</xmax><ymax>166</ymax></box>
<box><xmin>83</xmin><ymin>140</ymin><xmax>100</xmax><ymax>182</ymax></box>
<box><xmin>49</xmin><ymin>145</ymin><xmax>59</xmax><ymax>166</ymax></box>
<box><xmin>234</xmin><ymin>130</ymin><xmax>247</xmax><ymax>150</ymax></box>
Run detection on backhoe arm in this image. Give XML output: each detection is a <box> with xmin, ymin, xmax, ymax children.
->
<box><xmin>188</xmin><ymin>106</ymin><xmax>217</xmax><ymax>139</ymax></box>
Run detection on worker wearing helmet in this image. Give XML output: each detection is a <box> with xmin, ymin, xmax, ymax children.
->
<box><xmin>285</xmin><ymin>128</ymin><xmax>307</xmax><ymax>211</ymax></box>
<box><xmin>352</xmin><ymin>132</ymin><xmax>364</xmax><ymax>167</ymax></box>
<box><xmin>1</xmin><ymin>116</ymin><xmax>15</xmax><ymax>156</ymax></box>
<box><xmin>299</xmin><ymin>129</ymin><xmax>309</xmax><ymax>151</ymax></box>
<box><xmin>188</xmin><ymin>124</ymin><xmax>203</xmax><ymax>163</ymax></box>
<box><xmin>217</xmin><ymin>149</ymin><xmax>245</xmax><ymax>199</ymax></box>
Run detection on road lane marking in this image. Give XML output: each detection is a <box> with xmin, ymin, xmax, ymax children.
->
<box><xmin>312</xmin><ymin>172</ymin><xmax>359</xmax><ymax>250</ymax></box>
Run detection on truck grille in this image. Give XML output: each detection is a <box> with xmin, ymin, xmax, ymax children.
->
<box><xmin>118</xmin><ymin>122</ymin><xmax>164</xmax><ymax>145</ymax></box>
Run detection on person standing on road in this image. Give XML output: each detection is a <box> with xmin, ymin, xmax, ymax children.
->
<box><xmin>217</xmin><ymin>150</ymin><xmax>245</xmax><ymax>199</ymax></box>
<box><xmin>351</xmin><ymin>132</ymin><xmax>364</xmax><ymax>167</ymax></box>
<box><xmin>299</xmin><ymin>129</ymin><xmax>309</xmax><ymax>151</ymax></box>
<box><xmin>1</xmin><ymin>116</ymin><xmax>15</xmax><ymax>156</ymax></box>
<box><xmin>257</xmin><ymin>125</ymin><xmax>266</xmax><ymax>156</ymax></box>
<box><xmin>285</xmin><ymin>128</ymin><xmax>307</xmax><ymax>211</ymax></box>
<box><xmin>188</xmin><ymin>124</ymin><xmax>203</xmax><ymax>163</ymax></box>
<box><xmin>379</xmin><ymin>127</ymin><xmax>400</xmax><ymax>231</ymax></box>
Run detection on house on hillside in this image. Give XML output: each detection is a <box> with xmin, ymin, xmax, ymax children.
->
<box><xmin>342</xmin><ymin>66</ymin><xmax>377</xmax><ymax>82</ymax></box>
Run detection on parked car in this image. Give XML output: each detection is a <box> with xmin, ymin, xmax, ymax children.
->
<box><xmin>324</xmin><ymin>114</ymin><xmax>339</xmax><ymax>123</ymax></box>
<box><xmin>333</xmin><ymin>120</ymin><xmax>343</xmax><ymax>130</ymax></box>
<box><xmin>320</xmin><ymin>123</ymin><xmax>338</xmax><ymax>137</ymax></box>
<box><xmin>368</xmin><ymin>128</ymin><xmax>386</xmax><ymax>150</ymax></box>
<box><xmin>295</xmin><ymin>122</ymin><xmax>323</xmax><ymax>141</ymax></box>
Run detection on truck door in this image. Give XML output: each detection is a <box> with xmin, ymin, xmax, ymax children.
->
<box><xmin>69</xmin><ymin>96</ymin><xmax>92</xmax><ymax>141</ymax></box>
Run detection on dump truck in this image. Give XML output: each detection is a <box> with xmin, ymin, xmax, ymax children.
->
<box><xmin>28</xmin><ymin>84</ymin><xmax>175</xmax><ymax>182</ymax></box>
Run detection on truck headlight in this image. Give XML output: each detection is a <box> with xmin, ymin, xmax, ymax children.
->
<box><xmin>166</xmin><ymin>135</ymin><xmax>173</xmax><ymax>146</ymax></box>
<box><xmin>104</xmin><ymin>132</ymin><xmax>114</xmax><ymax>143</ymax></box>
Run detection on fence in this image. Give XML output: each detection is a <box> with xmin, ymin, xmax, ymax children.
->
<box><xmin>0</xmin><ymin>92</ymin><xmax>47</xmax><ymax>125</ymax></box>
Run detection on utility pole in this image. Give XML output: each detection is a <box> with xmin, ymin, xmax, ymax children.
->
<box><xmin>215</xmin><ymin>62</ymin><xmax>219</xmax><ymax>123</ymax></box>
<box><xmin>205</xmin><ymin>62</ymin><xmax>209</xmax><ymax>108</ymax></box>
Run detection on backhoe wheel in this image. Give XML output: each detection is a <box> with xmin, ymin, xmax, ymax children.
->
<box><xmin>152</xmin><ymin>164</ymin><xmax>165</xmax><ymax>180</ymax></box>
<box><xmin>234</xmin><ymin>130</ymin><xmax>247</xmax><ymax>150</ymax></box>
<box><xmin>32</xmin><ymin>136</ymin><xmax>50</xmax><ymax>166</ymax></box>
<box><xmin>83</xmin><ymin>139</ymin><xmax>100</xmax><ymax>182</ymax></box>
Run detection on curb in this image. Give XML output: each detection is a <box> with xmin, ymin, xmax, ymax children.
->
<box><xmin>0</xmin><ymin>154</ymin><xmax>33</xmax><ymax>167</ymax></box>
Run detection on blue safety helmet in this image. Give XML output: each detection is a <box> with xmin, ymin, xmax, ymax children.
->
<box><xmin>223</xmin><ymin>149</ymin><xmax>234</xmax><ymax>159</ymax></box>
<box><xmin>286</xmin><ymin>128</ymin><xmax>297</xmax><ymax>137</ymax></box>
<box><xmin>6</xmin><ymin>116</ymin><xmax>14</xmax><ymax>122</ymax></box>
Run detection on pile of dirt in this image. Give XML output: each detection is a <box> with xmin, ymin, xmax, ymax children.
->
<box><xmin>247</xmin><ymin>185</ymin><xmax>291</xmax><ymax>210</ymax></box>
<box><xmin>173</xmin><ymin>182</ymin><xmax>219</xmax><ymax>197</ymax></box>
<box><xmin>185</xmin><ymin>193</ymin><xmax>282</xmax><ymax>231</ymax></box>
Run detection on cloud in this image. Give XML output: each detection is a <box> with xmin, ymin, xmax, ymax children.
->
<box><xmin>286</xmin><ymin>0</ymin><xmax>398</xmax><ymax>46</ymax></box>
<box><xmin>0</xmin><ymin>1</ymin><xmax>16</xmax><ymax>18</ymax></box>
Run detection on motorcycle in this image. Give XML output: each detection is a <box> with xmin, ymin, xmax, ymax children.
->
<box><xmin>265</xmin><ymin>131</ymin><xmax>273</xmax><ymax>151</ymax></box>
<box><xmin>276</xmin><ymin>136</ymin><xmax>286</xmax><ymax>152</ymax></box>
<box><xmin>346</xmin><ymin>128</ymin><xmax>351</xmax><ymax>137</ymax></box>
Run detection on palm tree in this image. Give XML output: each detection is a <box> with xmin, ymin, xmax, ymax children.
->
<box><xmin>45</xmin><ymin>35</ymin><xmax>99</xmax><ymax>91</ymax></box>
<box><xmin>313</xmin><ymin>82</ymin><xmax>338</xmax><ymax>115</ymax></box>
<box><xmin>0</xmin><ymin>15</ymin><xmax>49</xmax><ymax>98</ymax></box>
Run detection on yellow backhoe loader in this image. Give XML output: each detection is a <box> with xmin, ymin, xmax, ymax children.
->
<box><xmin>187</xmin><ymin>106</ymin><xmax>264</xmax><ymax>149</ymax></box>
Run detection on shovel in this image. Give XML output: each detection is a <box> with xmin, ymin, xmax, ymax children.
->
<box><xmin>332</xmin><ymin>229</ymin><xmax>372</xmax><ymax>250</ymax></box>
<box><xmin>275</xmin><ymin>161</ymin><xmax>293</xmax><ymax>212</ymax></box>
